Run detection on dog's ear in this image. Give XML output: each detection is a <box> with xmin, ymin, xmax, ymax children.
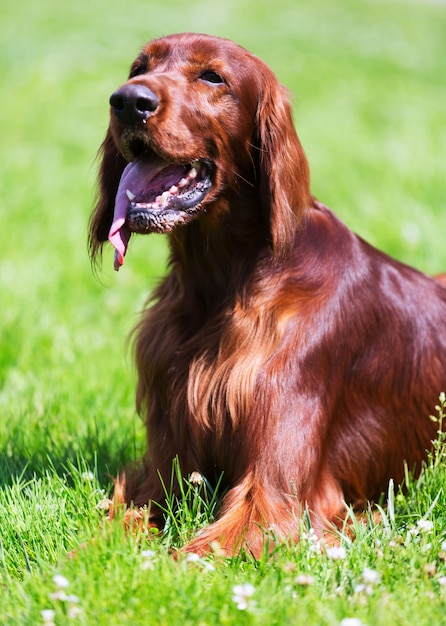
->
<box><xmin>256</xmin><ymin>76</ymin><xmax>310</xmax><ymax>259</ymax></box>
<box><xmin>88</xmin><ymin>130</ymin><xmax>127</xmax><ymax>265</ymax></box>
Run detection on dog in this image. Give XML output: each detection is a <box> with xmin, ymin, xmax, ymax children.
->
<box><xmin>89</xmin><ymin>33</ymin><xmax>446</xmax><ymax>557</ymax></box>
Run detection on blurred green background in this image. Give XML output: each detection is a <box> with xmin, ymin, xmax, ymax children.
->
<box><xmin>1</xmin><ymin>0</ymin><xmax>445</xmax><ymax>479</ymax></box>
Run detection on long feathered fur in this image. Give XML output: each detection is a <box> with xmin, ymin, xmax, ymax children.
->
<box><xmin>89</xmin><ymin>33</ymin><xmax>446</xmax><ymax>557</ymax></box>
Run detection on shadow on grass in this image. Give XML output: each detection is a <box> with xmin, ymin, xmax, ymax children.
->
<box><xmin>0</xmin><ymin>426</ymin><xmax>142</xmax><ymax>491</ymax></box>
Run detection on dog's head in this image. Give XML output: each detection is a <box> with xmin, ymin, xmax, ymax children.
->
<box><xmin>89</xmin><ymin>33</ymin><xmax>310</xmax><ymax>269</ymax></box>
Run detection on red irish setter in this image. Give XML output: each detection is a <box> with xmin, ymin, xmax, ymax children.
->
<box><xmin>89</xmin><ymin>33</ymin><xmax>446</xmax><ymax>557</ymax></box>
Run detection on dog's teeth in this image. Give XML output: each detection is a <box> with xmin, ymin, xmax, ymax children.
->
<box><xmin>161</xmin><ymin>191</ymin><xmax>170</xmax><ymax>202</ymax></box>
<box><xmin>169</xmin><ymin>185</ymin><xmax>178</xmax><ymax>194</ymax></box>
<box><xmin>126</xmin><ymin>189</ymin><xmax>136</xmax><ymax>201</ymax></box>
<box><xmin>178</xmin><ymin>178</ymin><xmax>188</xmax><ymax>188</ymax></box>
<box><xmin>189</xmin><ymin>167</ymin><xmax>198</xmax><ymax>179</ymax></box>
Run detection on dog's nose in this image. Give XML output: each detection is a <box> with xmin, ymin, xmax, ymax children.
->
<box><xmin>109</xmin><ymin>84</ymin><xmax>160</xmax><ymax>124</ymax></box>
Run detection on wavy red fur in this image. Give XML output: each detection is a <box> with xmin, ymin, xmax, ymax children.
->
<box><xmin>89</xmin><ymin>33</ymin><xmax>446</xmax><ymax>557</ymax></box>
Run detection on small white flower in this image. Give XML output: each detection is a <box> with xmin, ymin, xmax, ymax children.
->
<box><xmin>308</xmin><ymin>541</ymin><xmax>322</xmax><ymax>554</ymax></box>
<box><xmin>295</xmin><ymin>574</ymin><xmax>315</xmax><ymax>586</ymax></box>
<box><xmin>81</xmin><ymin>471</ymin><xmax>95</xmax><ymax>482</ymax></box>
<box><xmin>41</xmin><ymin>610</ymin><xmax>56</xmax><ymax>625</ymax></box>
<box><xmin>141</xmin><ymin>549</ymin><xmax>157</xmax><ymax>571</ymax></box>
<box><xmin>340</xmin><ymin>619</ymin><xmax>365</xmax><ymax>626</ymax></box>
<box><xmin>232</xmin><ymin>583</ymin><xmax>256</xmax><ymax>610</ymax></box>
<box><xmin>354</xmin><ymin>567</ymin><xmax>380</xmax><ymax>595</ymax></box>
<box><xmin>438</xmin><ymin>576</ymin><xmax>446</xmax><ymax>586</ymax></box>
<box><xmin>326</xmin><ymin>546</ymin><xmax>347</xmax><ymax>560</ymax></box>
<box><xmin>68</xmin><ymin>605</ymin><xmax>82</xmax><ymax>618</ymax></box>
<box><xmin>141</xmin><ymin>549</ymin><xmax>156</xmax><ymax>559</ymax></box>
<box><xmin>184</xmin><ymin>552</ymin><xmax>215</xmax><ymax>571</ymax></box>
<box><xmin>361</xmin><ymin>568</ymin><xmax>380</xmax><ymax>584</ymax></box>
<box><xmin>50</xmin><ymin>590</ymin><xmax>68</xmax><ymax>601</ymax></box>
<box><xmin>302</xmin><ymin>528</ymin><xmax>317</xmax><ymax>544</ymax></box>
<box><xmin>441</xmin><ymin>541</ymin><xmax>446</xmax><ymax>551</ymax></box>
<box><xmin>66</xmin><ymin>594</ymin><xmax>80</xmax><ymax>604</ymax></box>
<box><xmin>355</xmin><ymin>583</ymin><xmax>376</xmax><ymax>596</ymax></box>
<box><xmin>424</xmin><ymin>562</ymin><xmax>437</xmax><ymax>577</ymax></box>
<box><xmin>53</xmin><ymin>574</ymin><xmax>70</xmax><ymax>589</ymax></box>
<box><xmin>189</xmin><ymin>471</ymin><xmax>203</xmax><ymax>485</ymax></box>
<box><xmin>302</xmin><ymin>528</ymin><xmax>322</xmax><ymax>554</ymax></box>
<box><xmin>202</xmin><ymin>560</ymin><xmax>215</xmax><ymax>572</ymax></box>
<box><xmin>96</xmin><ymin>498</ymin><xmax>112</xmax><ymax>511</ymax></box>
<box><xmin>417</xmin><ymin>520</ymin><xmax>434</xmax><ymax>533</ymax></box>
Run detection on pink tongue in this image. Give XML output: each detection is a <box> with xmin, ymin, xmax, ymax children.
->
<box><xmin>108</xmin><ymin>157</ymin><xmax>167</xmax><ymax>271</ymax></box>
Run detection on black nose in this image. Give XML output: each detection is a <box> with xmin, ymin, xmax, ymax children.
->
<box><xmin>109</xmin><ymin>84</ymin><xmax>160</xmax><ymax>124</ymax></box>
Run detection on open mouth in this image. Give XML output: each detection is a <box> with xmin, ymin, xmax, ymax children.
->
<box><xmin>126</xmin><ymin>158</ymin><xmax>213</xmax><ymax>232</ymax></box>
<box><xmin>109</xmin><ymin>152</ymin><xmax>214</xmax><ymax>270</ymax></box>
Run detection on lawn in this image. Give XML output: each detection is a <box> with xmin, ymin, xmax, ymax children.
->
<box><xmin>1</xmin><ymin>0</ymin><xmax>446</xmax><ymax>623</ymax></box>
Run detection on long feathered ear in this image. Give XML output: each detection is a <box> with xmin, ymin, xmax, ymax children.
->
<box><xmin>88</xmin><ymin>130</ymin><xmax>127</xmax><ymax>265</ymax></box>
<box><xmin>256</xmin><ymin>75</ymin><xmax>310</xmax><ymax>258</ymax></box>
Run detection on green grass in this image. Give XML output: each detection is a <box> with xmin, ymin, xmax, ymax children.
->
<box><xmin>1</xmin><ymin>0</ymin><xmax>446</xmax><ymax>623</ymax></box>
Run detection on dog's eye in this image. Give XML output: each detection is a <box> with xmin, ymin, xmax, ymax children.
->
<box><xmin>129</xmin><ymin>54</ymin><xmax>150</xmax><ymax>78</ymax></box>
<box><xmin>130</xmin><ymin>65</ymin><xmax>148</xmax><ymax>78</ymax></box>
<box><xmin>199</xmin><ymin>70</ymin><xmax>225</xmax><ymax>85</ymax></box>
